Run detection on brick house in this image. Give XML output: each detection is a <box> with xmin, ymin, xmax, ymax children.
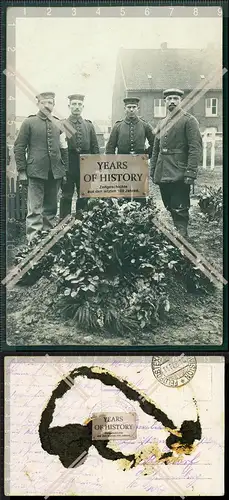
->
<box><xmin>94</xmin><ymin>119</ymin><xmax>112</xmax><ymax>153</ymax></box>
<box><xmin>112</xmin><ymin>43</ymin><xmax>222</xmax><ymax>135</ymax></box>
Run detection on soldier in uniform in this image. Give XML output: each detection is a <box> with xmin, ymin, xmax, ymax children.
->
<box><xmin>105</xmin><ymin>96</ymin><xmax>155</xmax><ymax>203</ymax></box>
<box><xmin>59</xmin><ymin>94</ymin><xmax>100</xmax><ymax>218</ymax></box>
<box><xmin>150</xmin><ymin>88</ymin><xmax>202</xmax><ymax>237</ymax></box>
<box><xmin>14</xmin><ymin>91</ymin><xmax>69</xmax><ymax>244</ymax></box>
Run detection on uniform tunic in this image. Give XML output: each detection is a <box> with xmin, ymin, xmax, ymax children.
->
<box><xmin>150</xmin><ymin>109</ymin><xmax>202</xmax><ymax>234</ymax></box>
<box><xmin>150</xmin><ymin>110</ymin><xmax>202</xmax><ymax>184</ymax></box>
<box><xmin>105</xmin><ymin>116</ymin><xmax>155</xmax><ymax>156</ymax></box>
<box><xmin>60</xmin><ymin>115</ymin><xmax>99</xmax><ymax>216</ymax></box>
<box><xmin>13</xmin><ymin>111</ymin><xmax>69</xmax><ymax>242</ymax></box>
<box><xmin>62</xmin><ymin>115</ymin><xmax>99</xmax><ymax>175</ymax></box>
<box><xmin>14</xmin><ymin>111</ymin><xmax>68</xmax><ymax>180</ymax></box>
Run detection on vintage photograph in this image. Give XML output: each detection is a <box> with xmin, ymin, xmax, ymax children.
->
<box><xmin>4</xmin><ymin>354</ymin><xmax>224</xmax><ymax>496</ymax></box>
<box><xmin>6</xmin><ymin>7</ymin><xmax>224</xmax><ymax>346</ymax></box>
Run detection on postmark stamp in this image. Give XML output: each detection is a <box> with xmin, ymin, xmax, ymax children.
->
<box><xmin>151</xmin><ymin>355</ymin><xmax>197</xmax><ymax>387</ymax></box>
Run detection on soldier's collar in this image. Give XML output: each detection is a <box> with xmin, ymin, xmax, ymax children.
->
<box><xmin>37</xmin><ymin>110</ymin><xmax>52</xmax><ymax>120</ymax></box>
<box><xmin>167</xmin><ymin>107</ymin><xmax>182</xmax><ymax>120</ymax></box>
<box><xmin>69</xmin><ymin>114</ymin><xmax>83</xmax><ymax>123</ymax></box>
<box><xmin>124</xmin><ymin>115</ymin><xmax>139</xmax><ymax>124</ymax></box>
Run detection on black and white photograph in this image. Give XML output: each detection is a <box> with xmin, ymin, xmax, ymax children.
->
<box><xmin>5</xmin><ymin>6</ymin><xmax>224</xmax><ymax>346</ymax></box>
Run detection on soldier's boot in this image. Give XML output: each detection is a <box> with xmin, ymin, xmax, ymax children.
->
<box><xmin>59</xmin><ymin>197</ymin><xmax>72</xmax><ymax>220</ymax></box>
<box><xmin>75</xmin><ymin>198</ymin><xmax>88</xmax><ymax>220</ymax></box>
<box><xmin>174</xmin><ymin>222</ymin><xmax>188</xmax><ymax>238</ymax></box>
<box><xmin>171</xmin><ymin>208</ymin><xmax>189</xmax><ymax>239</ymax></box>
<box><xmin>75</xmin><ymin>210</ymin><xmax>84</xmax><ymax>221</ymax></box>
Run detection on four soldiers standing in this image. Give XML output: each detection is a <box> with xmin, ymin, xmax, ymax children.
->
<box><xmin>13</xmin><ymin>88</ymin><xmax>202</xmax><ymax>244</ymax></box>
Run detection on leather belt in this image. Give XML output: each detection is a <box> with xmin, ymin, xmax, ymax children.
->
<box><xmin>160</xmin><ymin>148</ymin><xmax>185</xmax><ymax>155</ymax></box>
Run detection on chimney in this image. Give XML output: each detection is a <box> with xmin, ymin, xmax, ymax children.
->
<box><xmin>161</xmin><ymin>42</ymin><xmax>168</xmax><ymax>50</ymax></box>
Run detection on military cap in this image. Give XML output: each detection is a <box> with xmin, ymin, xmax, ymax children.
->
<box><xmin>163</xmin><ymin>88</ymin><xmax>184</xmax><ymax>98</ymax></box>
<box><xmin>68</xmin><ymin>94</ymin><xmax>85</xmax><ymax>102</ymax></box>
<box><xmin>123</xmin><ymin>97</ymin><xmax>140</xmax><ymax>105</ymax></box>
<box><xmin>36</xmin><ymin>92</ymin><xmax>55</xmax><ymax>100</ymax></box>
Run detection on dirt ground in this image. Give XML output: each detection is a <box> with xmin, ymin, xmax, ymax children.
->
<box><xmin>6</xmin><ymin>166</ymin><xmax>224</xmax><ymax>347</ymax></box>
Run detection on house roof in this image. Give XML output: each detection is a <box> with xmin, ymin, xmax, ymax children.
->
<box><xmin>119</xmin><ymin>47</ymin><xmax>222</xmax><ymax>91</ymax></box>
<box><xmin>93</xmin><ymin>122</ymin><xmax>104</xmax><ymax>134</ymax></box>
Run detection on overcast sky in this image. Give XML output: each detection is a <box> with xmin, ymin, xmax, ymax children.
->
<box><xmin>12</xmin><ymin>15</ymin><xmax>222</xmax><ymax>121</ymax></box>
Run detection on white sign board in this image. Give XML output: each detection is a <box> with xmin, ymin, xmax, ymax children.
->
<box><xmin>80</xmin><ymin>154</ymin><xmax>149</xmax><ymax>198</ymax></box>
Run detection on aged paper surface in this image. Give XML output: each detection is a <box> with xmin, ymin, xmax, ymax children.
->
<box><xmin>4</xmin><ymin>355</ymin><xmax>224</xmax><ymax>496</ymax></box>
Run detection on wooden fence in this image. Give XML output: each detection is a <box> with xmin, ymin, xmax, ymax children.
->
<box><xmin>6</xmin><ymin>175</ymin><xmax>75</xmax><ymax>221</ymax></box>
<box><xmin>7</xmin><ymin>176</ymin><xmax>27</xmax><ymax>221</ymax></box>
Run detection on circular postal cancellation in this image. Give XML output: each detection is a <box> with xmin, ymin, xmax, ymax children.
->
<box><xmin>151</xmin><ymin>355</ymin><xmax>197</xmax><ymax>388</ymax></box>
